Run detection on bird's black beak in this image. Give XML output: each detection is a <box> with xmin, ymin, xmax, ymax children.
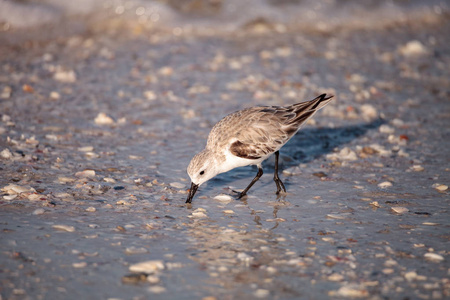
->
<box><xmin>186</xmin><ymin>182</ymin><xmax>199</xmax><ymax>203</ymax></box>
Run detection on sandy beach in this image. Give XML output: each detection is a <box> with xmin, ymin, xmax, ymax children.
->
<box><xmin>0</xmin><ymin>1</ymin><xmax>449</xmax><ymax>299</ymax></box>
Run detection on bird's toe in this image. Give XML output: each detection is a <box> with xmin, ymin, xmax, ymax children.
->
<box><xmin>235</xmin><ymin>192</ymin><xmax>247</xmax><ymax>200</ymax></box>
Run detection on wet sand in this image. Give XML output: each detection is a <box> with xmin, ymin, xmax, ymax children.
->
<box><xmin>0</xmin><ymin>2</ymin><xmax>449</xmax><ymax>299</ymax></box>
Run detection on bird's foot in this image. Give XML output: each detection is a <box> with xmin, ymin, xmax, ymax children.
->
<box><xmin>274</xmin><ymin>179</ymin><xmax>286</xmax><ymax>195</ymax></box>
<box><xmin>231</xmin><ymin>189</ymin><xmax>247</xmax><ymax>199</ymax></box>
<box><xmin>275</xmin><ymin>189</ymin><xmax>287</xmax><ymax>195</ymax></box>
<box><xmin>273</xmin><ymin>174</ymin><xmax>286</xmax><ymax>195</ymax></box>
<box><xmin>275</xmin><ymin>193</ymin><xmax>288</xmax><ymax>202</ymax></box>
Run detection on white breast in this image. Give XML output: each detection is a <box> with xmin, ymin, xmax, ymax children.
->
<box><xmin>218</xmin><ymin>148</ymin><xmax>267</xmax><ymax>174</ymax></box>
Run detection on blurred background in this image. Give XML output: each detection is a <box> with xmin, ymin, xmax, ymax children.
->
<box><xmin>0</xmin><ymin>0</ymin><xmax>448</xmax><ymax>43</ymax></box>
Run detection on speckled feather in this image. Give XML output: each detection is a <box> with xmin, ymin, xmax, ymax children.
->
<box><xmin>206</xmin><ymin>94</ymin><xmax>333</xmax><ymax>160</ymax></box>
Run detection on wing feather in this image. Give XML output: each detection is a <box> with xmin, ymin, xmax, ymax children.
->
<box><xmin>209</xmin><ymin>94</ymin><xmax>334</xmax><ymax>160</ymax></box>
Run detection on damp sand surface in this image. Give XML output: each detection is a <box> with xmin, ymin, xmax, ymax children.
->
<box><xmin>0</xmin><ymin>2</ymin><xmax>449</xmax><ymax>299</ymax></box>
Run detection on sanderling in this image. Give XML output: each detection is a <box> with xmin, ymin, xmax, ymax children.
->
<box><xmin>186</xmin><ymin>94</ymin><xmax>334</xmax><ymax>203</ymax></box>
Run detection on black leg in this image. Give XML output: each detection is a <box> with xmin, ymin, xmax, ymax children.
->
<box><xmin>237</xmin><ymin>167</ymin><xmax>263</xmax><ymax>199</ymax></box>
<box><xmin>273</xmin><ymin>151</ymin><xmax>286</xmax><ymax>194</ymax></box>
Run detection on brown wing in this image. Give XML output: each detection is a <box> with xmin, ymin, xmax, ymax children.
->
<box><xmin>285</xmin><ymin>94</ymin><xmax>333</xmax><ymax>126</ymax></box>
<box><xmin>210</xmin><ymin>94</ymin><xmax>334</xmax><ymax>160</ymax></box>
<box><xmin>229</xmin><ymin>140</ymin><xmax>269</xmax><ymax>159</ymax></box>
<box><xmin>228</xmin><ymin>109</ymin><xmax>292</xmax><ymax>159</ymax></box>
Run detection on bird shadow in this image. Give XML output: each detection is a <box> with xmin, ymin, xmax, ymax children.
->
<box><xmin>282</xmin><ymin>117</ymin><xmax>386</xmax><ymax>164</ymax></box>
<box><xmin>202</xmin><ymin>118</ymin><xmax>386</xmax><ymax>195</ymax></box>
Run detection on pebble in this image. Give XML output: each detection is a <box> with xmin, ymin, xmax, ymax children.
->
<box><xmin>369</xmin><ymin>201</ymin><xmax>381</xmax><ymax>208</ymax></box>
<box><xmin>146</xmin><ymin>275</ymin><xmax>160</xmax><ymax>284</ymax></box>
<box><xmin>169</xmin><ymin>182</ymin><xmax>186</xmax><ymax>189</ymax></box>
<box><xmin>58</xmin><ymin>177</ymin><xmax>76</xmax><ymax>184</ymax></box>
<box><xmin>379</xmin><ymin>124</ymin><xmax>395</xmax><ymax>134</ymax></box>
<box><xmin>125</xmin><ymin>247</ymin><xmax>148</xmax><ymax>255</ymax></box>
<box><xmin>254</xmin><ymin>289</ymin><xmax>270</xmax><ymax>298</ymax></box>
<box><xmin>1</xmin><ymin>86</ymin><xmax>12</xmax><ymax>99</ymax></box>
<box><xmin>122</xmin><ymin>273</ymin><xmax>147</xmax><ymax>284</ymax></box>
<box><xmin>326</xmin><ymin>214</ymin><xmax>348</xmax><ymax>220</ymax></box>
<box><xmin>148</xmin><ymin>286</ymin><xmax>166</xmax><ymax>294</ymax></box>
<box><xmin>378</xmin><ymin>181</ymin><xmax>393</xmax><ymax>188</ymax></box>
<box><xmin>190</xmin><ymin>208</ymin><xmax>208</xmax><ymax>218</ymax></box>
<box><xmin>404</xmin><ymin>271</ymin><xmax>418</xmax><ymax>281</ymax></box>
<box><xmin>188</xmin><ymin>85</ymin><xmax>210</xmax><ymax>95</ymax></box>
<box><xmin>282</xmin><ymin>166</ymin><xmax>302</xmax><ymax>176</ymax></box>
<box><xmin>369</xmin><ymin>144</ymin><xmax>390</xmax><ymax>157</ymax></box>
<box><xmin>22</xmin><ymin>84</ymin><xmax>34</xmax><ymax>93</ymax></box>
<box><xmin>191</xmin><ymin>211</ymin><xmax>207</xmax><ymax>218</ymax></box>
<box><xmin>410</xmin><ymin>165</ymin><xmax>424</xmax><ymax>172</ymax></box>
<box><xmin>52</xmin><ymin>224</ymin><xmax>76</xmax><ymax>232</ymax></box>
<box><xmin>422</xmin><ymin>222</ymin><xmax>439</xmax><ymax>226</ymax></box>
<box><xmin>49</xmin><ymin>91</ymin><xmax>60</xmax><ymax>100</ymax></box>
<box><xmin>328</xmin><ymin>273</ymin><xmax>344</xmax><ymax>281</ymax></box>
<box><xmin>384</xmin><ymin>259</ymin><xmax>397</xmax><ymax>267</ymax></box>
<box><xmin>129</xmin><ymin>155</ymin><xmax>143</xmax><ymax>160</ymax></box>
<box><xmin>129</xmin><ymin>260</ymin><xmax>164</xmax><ymax>274</ymax></box>
<box><xmin>391</xmin><ymin>207</ymin><xmax>409</xmax><ymax>214</ymax></box>
<box><xmin>360</xmin><ymin>104</ymin><xmax>378</xmax><ymax>120</ymax></box>
<box><xmin>424</xmin><ymin>253</ymin><xmax>444</xmax><ymax>262</ymax></box>
<box><xmin>116</xmin><ymin>200</ymin><xmax>131</xmax><ymax>206</ymax></box>
<box><xmin>266</xmin><ymin>218</ymin><xmax>286</xmax><ymax>222</ymax></box>
<box><xmin>2</xmin><ymin>184</ymin><xmax>36</xmax><ymax>194</ymax></box>
<box><xmin>26</xmin><ymin>137</ymin><xmax>39</xmax><ymax>146</ymax></box>
<box><xmin>125</xmin><ymin>223</ymin><xmax>136</xmax><ymax>229</ymax></box>
<box><xmin>237</xmin><ymin>252</ymin><xmax>253</xmax><ymax>263</ymax></box>
<box><xmin>432</xmin><ymin>183</ymin><xmax>448</xmax><ymax>191</ymax></box>
<box><xmin>223</xmin><ymin>210</ymin><xmax>234</xmax><ymax>214</ymax></box>
<box><xmin>326</xmin><ymin>147</ymin><xmax>358</xmax><ymax>161</ymax></box>
<box><xmin>275</xmin><ymin>47</ymin><xmax>292</xmax><ymax>57</ymax></box>
<box><xmin>32</xmin><ymin>208</ymin><xmax>45</xmax><ymax>215</ymax></box>
<box><xmin>54</xmin><ymin>192</ymin><xmax>72</xmax><ymax>199</ymax></box>
<box><xmin>75</xmin><ymin>170</ymin><xmax>96</xmax><ymax>178</ymax></box>
<box><xmin>0</xmin><ymin>148</ymin><xmax>13</xmax><ymax>159</ymax></box>
<box><xmin>12</xmin><ymin>288</ymin><xmax>26</xmax><ymax>295</ymax></box>
<box><xmin>159</xmin><ymin>66</ymin><xmax>173</xmax><ymax>76</ymax></box>
<box><xmin>312</xmin><ymin>172</ymin><xmax>327</xmax><ymax>178</ymax></box>
<box><xmin>53</xmin><ymin>69</ymin><xmax>77</xmax><ymax>82</ymax></box>
<box><xmin>3</xmin><ymin>194</ymin><xmax>18</xmax><ymax>200</ymax></box>
<box><xmin>94</xmin><ymin>113</ymin><xmax>115</xmax><ymax>125</ymax></box>
<box><xmin>85</xmin><ymin>207</ymin><xmax>96</xmax><ymax>212</ymax></box>
<box><xmin>72</xmin><ymin>262</ymin><xmax>87</xmax><ymax>268</ymax></box>
<box><xmin>144</xmin><ymin>90</ymin><xmax>157</xmax><ymax>100</ymax></box>
<box><xmin>329</xmin><ymin>284</ymin><xmax>369</xmax><ymax>298</ymax></box>
<box><xmin>214</xmin><ymin>194</ymin><xmax>233</xmax><ymax>201</ymax></box>
<box><xmin>399</xmin><ymin>40</ymin><xmax>429</xmax><ymax>57</ymax></box>
<box><xmin>391</xmin><ymin>118</ymin><xmax>404</xmax><ymax>127</ymax></box>
<box><xmin>78</xmin><ymin>146</ymin><xmax>94</xmax><ymax>152</ymax></box>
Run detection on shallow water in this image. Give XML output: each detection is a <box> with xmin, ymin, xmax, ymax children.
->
<box><xmin>1</xmin><ymin>1</ymin><xmax>449</xmax><ymax>299</ymax></box>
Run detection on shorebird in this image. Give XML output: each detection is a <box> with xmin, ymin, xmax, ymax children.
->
<box><xmin>186</xmin><ymin>94</ymin><xmax>334</xmax><ymax>203</ymax></box>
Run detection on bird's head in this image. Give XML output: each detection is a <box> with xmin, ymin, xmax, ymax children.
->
<box><xmin>186</xmin><ymin>149</ymin><xmax>219</xmax><ymax>203</ymax></box>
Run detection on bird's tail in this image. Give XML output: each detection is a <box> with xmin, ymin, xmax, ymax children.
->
<box><xmin>287</xmin><ymin>94</ymin><xmax>334</xmax><ymax>125</ymax></box>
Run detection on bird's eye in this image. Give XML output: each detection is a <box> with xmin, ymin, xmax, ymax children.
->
<box><xmin>199</xmin><ymin>170</ymin><xmax>205</xmax><ymax>175</ymax></box>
